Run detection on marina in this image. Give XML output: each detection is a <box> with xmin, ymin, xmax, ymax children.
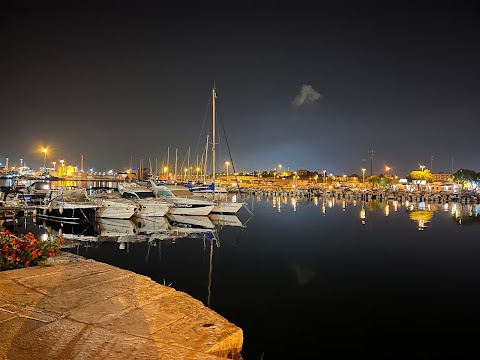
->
<box><xmin>2</xmin><ymin>3</ymin><xmax>479</xmax><ymax>359</ymax></box>
<box><xmin>2</xmin><ymin>178</ymin><xmax>480</xmax><ymax>358</ymax></box>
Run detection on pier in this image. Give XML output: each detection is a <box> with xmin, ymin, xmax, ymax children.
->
<box><xmin>0</xmin><ymin>252</ymin><xmax>243</xmax><ymax>359</ymax></box>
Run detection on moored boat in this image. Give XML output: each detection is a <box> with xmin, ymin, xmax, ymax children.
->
<box><xmin>117</xmin><ymin>182</ymin><xmax>171</xmax><ymax>217</ymax></box>
<box><xmin>34</xmin><ymin>188</ymin><xmax>99</xmax><ymax>222</ymax></box>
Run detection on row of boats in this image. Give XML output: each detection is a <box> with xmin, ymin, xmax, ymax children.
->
<box><xmin>0</xmin><ymin>179</ymin><xmax>247</xmax><ymax>222</ymax></box>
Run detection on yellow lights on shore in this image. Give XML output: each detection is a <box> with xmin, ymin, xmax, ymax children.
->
<box><xmin>225</xmin><ymin>161</ymin><xmax>230</xmax><ymax>180</ymax></box>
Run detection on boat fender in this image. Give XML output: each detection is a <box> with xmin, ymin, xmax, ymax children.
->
<box><xmin>43</xmin><ymin>208</ymin><xmax>47</xmax><ymax>215</ymax></box>
<box><xmin>48</xmin><ymin>203</ymin><xmax>53</xmax><ymax>213</ymax></box>
<box><xmin>59</xmin><ymin>206</ymin><xmax>63</xmax><ymax>214</ymax></box>
<box><xmin>59</xmin><ymin>228</ymin><xmax>63</xmax><ymax>236</ymax></box>
<box><xmin>33</xmin><ymin>209</ymin><xmax>37</xmax><ymax>217</ymax></box>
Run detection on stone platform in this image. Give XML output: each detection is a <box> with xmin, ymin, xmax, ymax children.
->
<box><xmin>0</xmin><ymin>252</ymin><xmax>243</xmax><ymax>359</ymax></box>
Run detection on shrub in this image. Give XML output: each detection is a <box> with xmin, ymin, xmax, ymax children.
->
<box><xmin>0</xmin><ymin>231</ymin><xmax>65</xmax><ymax>271</ymax></box>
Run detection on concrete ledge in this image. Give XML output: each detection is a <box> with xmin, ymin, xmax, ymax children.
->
<box><xmin>0</xmin><ymin>252</ymin><xmax>243</xmax><ymax>359</ymax></box>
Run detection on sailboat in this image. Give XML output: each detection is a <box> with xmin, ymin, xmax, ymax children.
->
<box><xmin>193</xmin><ymin>85</ymin><xmax>246</xmax><ymax>214</ymax></box>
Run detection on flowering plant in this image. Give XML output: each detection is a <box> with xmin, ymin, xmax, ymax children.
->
<box><xmin>0</xmin><ymin>231</ymin><xmax>65</xmax><ymax>271</ymax></box>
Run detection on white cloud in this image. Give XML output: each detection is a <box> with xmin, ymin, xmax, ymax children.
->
<box><xmin>292</xmin><ymin>84</ymin><xmax>322</xmax><ymax>107</ymax></box>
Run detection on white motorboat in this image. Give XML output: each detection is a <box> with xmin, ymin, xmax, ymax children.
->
<box><xmin>88</xmin><ymin>191</ymin><xmax>139</xmax><ymax>219</ymax></box>
<box><xmin>117</xmin><ymin>182</ymin><xmax>171</xmax><ymax>217</ymax></box>
<box><xmin>210</xmin><ymin>200</ymin><xmax>244</xmax><ymax>214</ymax></box>
<box><xmin>148</xmin><ymin>181</ymin><xmax>215</xmax><ymax>216</ymax></box>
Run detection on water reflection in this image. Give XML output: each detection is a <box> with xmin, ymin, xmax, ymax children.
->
<box><xmin>4</xmin><ymin>191</ymin><xmax>480</xmax><ymax>359</ymax></box>
<box><xmin>3</xmin><ymin>210</ymin><xmax>246</xmax><ymax>254</ymax></box>
<box><xmin>451</xmin><ymin>203</ymin><xmax>480</xmax><ymax>225</ymax></box>
<box><xmin>360</xmin><ymin>201</ymin><xmax>366</xmax><ymax>224</ymax></box>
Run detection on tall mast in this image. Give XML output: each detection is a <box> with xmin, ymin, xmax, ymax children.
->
<box><xmin>167</xmin><ymin>147</ymin><xmax>170</xmax><ymax>181</ymax></box>
<box><xmin>187</xmin><ymin>146</ymin><xmax>190</xmax><ymax>181</ymax></box>
<box><xmin>212</xmin><ymin>86</ymin><xmax>216</xmax><ymax>180</ymax></box>
<box><xmin>175</xmin><ymin>148</ymin><xmax>178</xmax><ymax>181</ymax></box>
<box><xmin>204</xmin><ymin>135</ymin><xmax>209</xmax><ymax>182</ymax></box>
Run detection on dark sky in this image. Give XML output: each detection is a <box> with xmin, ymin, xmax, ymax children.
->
<box><xmin>1</xmin><ymin>0</ymin><xmax>479</xmax><ymax>177</ymax></box>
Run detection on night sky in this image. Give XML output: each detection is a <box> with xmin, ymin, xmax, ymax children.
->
<box><xmin>1</xmin><ymin>0</ymin><xmax>479</xmax><ymax>178</ymax></box>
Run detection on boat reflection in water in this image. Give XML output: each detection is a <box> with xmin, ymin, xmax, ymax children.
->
<box><xmin>33</xmin><ymin>210</ymin><xmax>246</xmax><ymax>253</ymax></box>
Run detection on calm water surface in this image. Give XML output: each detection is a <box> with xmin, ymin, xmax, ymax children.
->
<box><xmin>3</xmin><ymin>180</ymin><xmax>480</xmax><ymax>359</ymax></box>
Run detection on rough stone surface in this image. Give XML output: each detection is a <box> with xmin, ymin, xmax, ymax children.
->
<box><xmin>0</xmin><ymin>252</ymin><xmax>243</xmax><ymax>359</ymax></box>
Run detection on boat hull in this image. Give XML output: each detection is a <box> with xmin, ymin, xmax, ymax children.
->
<box><xmin>211</xmin><ymin>202</ymin><xmax>244</xmax><ymax>214</ymax></box>
<box><xmin>168</xmin><ymin>204</ymin><xmax>214</xmax><ymax>216</ymax></box>
<box><xmin>35</xmin><ymin>203</ymin><xmax>98</xmax><ymax>222</ymax></box>
<box><xmin>136</xmin><ymin>200</ymin><xmax>170</xmax><ymax>217</ymax></box>
<box><xmin>94</xmin><ymin>199</ymin><xmax>137</xmax><ymax>219</ymax></box>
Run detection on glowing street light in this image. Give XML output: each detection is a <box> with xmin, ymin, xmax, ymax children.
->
<box><xmin>386</xmin><ymin>166</ymin><xmax>390</xmax><ymax>177</ymax></box>
<box><xmin>42</xmin><ymin>148</ymin><xmax>47</xmax><ymax>169</ymax></box>
<box><xmin>225</xmin><ymin>161</ymin><xmax>230</xmax><ymax>181</ymax></box>
<box><xmin>278</xmin><ymin>164</ymin><xmax>282</xmax><ymax>176</ymax></box>
<box><xmin>362</xmin><ymin>167</ymin><xmax>366</xmax><ymax>188</ymax></box>
<box><xmin>420</xmin><ymin>164</ymin><xmax>425</xmax><ymax>172</ymax></box>
<box><xmin>315</xmin><ymin>174</ymin><xmax>318</xmax><ymax>184</ymax></box>
<box><xmin>196</xmin><ymin>167</ymin><xmax>200</xmax><ymax>181</ymax></box>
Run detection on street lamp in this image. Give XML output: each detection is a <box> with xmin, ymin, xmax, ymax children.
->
<box><xmin>278</xmin><ymin>164</ymin><xmax>282</xmax><ymax>177</ymax></box>
<box><xmin>196</xmin><ymin>167</ymin><xmax>200</xmax><ymax>181</ymax></box>
<box><xmin>52</xmin><ymin>161</ymin><xmax>56</xmax><ymax>171</ymax></box>
<box><xmin>315</xmin><ymin>175</ymin><xmax>318</xmax><ymax>185</ymax></box>
<box><xmin>361</xmin><ymin>168</ymin><xmax>366</xmax><ymax>188</ymax></box>
<box><xmin>323</xmin><ymin>170</ymin><xmax>326</xmax><ymax>186</ymax></box>
<box><xmin>42</xmin><ymin>148</ymin><xmax>47</xmax><ymax>169</ymax></box>
<box><xmin>274</xmin><ymin>171</ymin><xmax>277</xmax><ymax>182</ymax></box>
<box><xmin>225</xmin><ymin>161</ymin><xmax>230</xmax><ymax>181</ymax></box>
<box><xmin>386</xmin><ymin>166</ymin><xmax>390</xmax><ymax>177</ymax></box>
<box><xmin>420</xmin><ymin>164</ymin><xmax>425</xmax><ymax>172</ymax></box>
<box><xmin>184</xmin><ymin>168</ymin><xmax>188</xmax><ymax>181</ymax></box>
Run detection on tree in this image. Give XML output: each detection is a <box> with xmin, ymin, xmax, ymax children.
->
<box><xmin>453</xmin><ymin>169</ymin><xmax>478</xmax><ymax>183</ymax></box>
<box><xmin>407</xmin><ymin>170</ymin><xmax>433</xmax><ymax>183</ymax></box>
<box><xmin>367</xmin><ymin>175</ymin><xmax>381</xmax><ymax>187</ymax></box>
<box><xmin>453</xmin><ymin>169</ymin><xmax>479</xmax><ymax>189</ymax></box>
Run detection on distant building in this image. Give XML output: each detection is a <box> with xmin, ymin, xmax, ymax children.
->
<box><xmin>432</xmin><ymin>172</ymin><xmax>452</xmax><ymax>182</ymax></box>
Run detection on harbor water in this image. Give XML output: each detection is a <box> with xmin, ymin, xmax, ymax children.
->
<box><xmin>2</xmin><ymin>179</ymin><xmax>480</xmax><ymax>359</ymax></box>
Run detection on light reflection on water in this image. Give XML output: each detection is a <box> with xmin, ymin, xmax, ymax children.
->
<box><xmin>3</xmin><ymin>187</ymin><xmax>480</xmax><ymax>359</ymax></box>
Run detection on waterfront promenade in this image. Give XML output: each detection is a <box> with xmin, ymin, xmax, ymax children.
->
<box><xmin>0</xmin><ymin>252</ymin><xmax>243</xmax><ymax>360</ymax></box>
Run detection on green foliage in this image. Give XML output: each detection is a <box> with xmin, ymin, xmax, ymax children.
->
<box><xmin>453</xmin><ymin>169</ymin><xmax>479</xmax><ymax>183</ymax></box>
<box><xmin>407</xmin><ymin>170</ymin><xmax>433</xmax><ymax>183</ymax></box>
<box><xmin>367</xmin><ymin>175</ymin><xmax>381</xmax><ymax>186</ymax></box>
